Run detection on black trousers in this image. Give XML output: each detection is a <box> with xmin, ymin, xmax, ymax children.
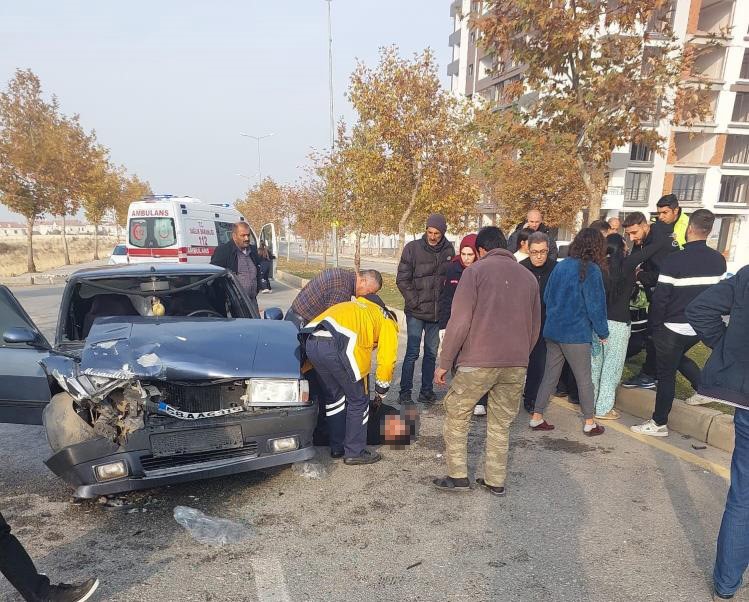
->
<box><xmin>0</xmin><ymin>512</ymin><xmax>50</xmax><ymax>601</ymax></box>
<box><xmin>652</xmin><ymin>327</ymin><xmax>701</xmax><ymax>426</ymax></box>
<box><xmin>305</xmin><ymin>337</ymin><xmax>370</xmax><ymax>458</ymax></box>
<box><xmin>523</xmin><ymin>337</ymin><xmax>547</xmax><ymax>410</ymax></box>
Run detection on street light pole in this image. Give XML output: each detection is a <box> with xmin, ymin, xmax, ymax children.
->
<box><xmin>239</xmin><ymin>132</ymin><xmax>274</xmax><ymax>184</ymax></box>
<box><xmin>325</xmin><ymin>0</ymin><xmax>339</xmax><ymax>267</ymax></box>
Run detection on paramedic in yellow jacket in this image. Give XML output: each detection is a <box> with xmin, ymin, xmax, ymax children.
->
<box><xmin>302</xmin><ymin>294</ymin><xmax>399</xmax><ymax>465</ymax></box>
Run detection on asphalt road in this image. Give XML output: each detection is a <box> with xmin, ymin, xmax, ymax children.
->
<box><xmin>0</xmin><ymin>280</ymin><xmax>738</xmax><ymax>602</ymax></box>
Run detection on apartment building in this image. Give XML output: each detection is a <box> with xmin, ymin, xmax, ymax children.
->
<box><xmin>449</xmin><ymin>0</ymin><xmax>749</xmax><ymax>270</ymax></box>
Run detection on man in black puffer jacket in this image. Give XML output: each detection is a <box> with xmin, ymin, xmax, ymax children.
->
<box><xmin>396</xmin><ymin>214</ymin><xmax>455</xmax><ymax>404</ymax></box>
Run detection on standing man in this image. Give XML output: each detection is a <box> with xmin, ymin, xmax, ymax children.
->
<box><xmin>397</xmin><ymin>214</ymin><xmax>455</xmax><ymax>404</ymax></box>
<box><xmin>621</xmin><ymin>211</ymin><xmax>679</xmax><ymax>389</ymax></box>
<box><xmin>608</xmin><ymin>216</ymin><xmax>622</xmax><ymax>235</ymax></box>
<box><xmin>507</xmin><ymin>209</ymin><xmax>559</xmax><ymax>262</ymax></box>
<box><xmin>286</xmin><ymin>268</ymin><xmax>382</xmax><ymax>327</ymax></box>
<box><xmin>656</xmin><ymin>193</ymin><xmax>690</xmax><ymax>249</ymax></box>
<box><xmin>686</xmin><ymin>266</ymin><xmax>749</xmax><ymax>601</ymax></box>
<box><xmin>631</xmin><ymin>210</ymin><xmax>726</xmax><ymax>437</ymax></box>
<box><xmin>210</xmin><ymin>221</ymin><xmax>261</xmax><ymax>314</ymax></box>
<box><xmin>1</xmin><ymin>511</ymin><xmax>99</xmax><ymax>601</ymax></box>
<box><xmin>519</xmin><ymin>232</ymin><xmax>556</xmax><ymax>413</ymax></box>
<box><xmin>302</xmin><ymin>294</ymin><xmax>399</xmax><ymax>464</ymax></box>
<box><xmin>433</xmin><ymin>226</ymin><xmax>541</xmax><ymax>495</ymax></box>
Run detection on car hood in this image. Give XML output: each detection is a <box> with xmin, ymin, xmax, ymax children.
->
<box><xmin>78</xmin><ymin>316</ymin><xmax>301</xmax><ymax>380</ymax></box>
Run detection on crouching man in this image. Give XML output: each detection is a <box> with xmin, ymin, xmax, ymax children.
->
<box><xmin>433</xmin><ymin>226</ymin><xmax>541</xmax><ymax>496</ymax></box>
<box><xmin>301</xmin><ymin>294</ymin><xmax>399</xmax><ymax>465</ymax></box>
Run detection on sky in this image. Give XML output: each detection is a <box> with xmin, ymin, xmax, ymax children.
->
<box><xmin>0</xmin><ymin>0</ymin><xmax>452</xmax><ymax>221</ymax></box>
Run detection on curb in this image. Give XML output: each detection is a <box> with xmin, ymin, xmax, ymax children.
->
<box><xmin>276</xmin><ymin>269</ymin><xmax>409</xmax><ymax>331</ymax></box>
<box><xmin>615</xmin><ymin>386</ymin><xmax>734</xmax><ymax>454</ymax></box>
<box><xmin>0</xmin><ymin>274</ymin><xmax>69</xmax><ymax>286</ymax></box>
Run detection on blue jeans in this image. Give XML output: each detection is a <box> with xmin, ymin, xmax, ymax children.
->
<box><xmin>714</xmin><ymin>407</ymin><xmax>749</xmax><ymax>597</ymax></box>
<box><xmin>399</xmin><ymin>315</ymin><xmax>440</xmax><ymax>398</ymax></box>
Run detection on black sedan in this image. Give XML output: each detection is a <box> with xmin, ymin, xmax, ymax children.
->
<box><xmin>0</xmin><ymin>263</ymin><xmax>316</xmax><ymax>498</ymax></box>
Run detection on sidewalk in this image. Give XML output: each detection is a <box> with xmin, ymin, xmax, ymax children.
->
<box><xmin>0</xmin><ymin>259</ymin><xmax>108</xmax><ymax>286</ymax></box>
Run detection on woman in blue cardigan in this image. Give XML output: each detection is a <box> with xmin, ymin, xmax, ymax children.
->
<box><xmin>529</xmin><ymin>227</ymin><xmax>610</xmax><ymax>436</ymax></box>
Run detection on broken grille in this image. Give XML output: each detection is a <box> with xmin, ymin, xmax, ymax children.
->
<box><xmin>141</xmin><ymin>442</ymin><xmax>259</xmax><ymax>473</ymax></box>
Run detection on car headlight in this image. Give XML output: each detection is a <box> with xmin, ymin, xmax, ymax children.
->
<box><xmin>243</xmin><ymin>379</ymin><xmax>310</xmax><ymax>407</ymax></box>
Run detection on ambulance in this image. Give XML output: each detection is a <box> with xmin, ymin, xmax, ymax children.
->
<box><xmin>126</xmin><ymin>195</ymin><xmax>276</xmax><ymax>265</ymax></box>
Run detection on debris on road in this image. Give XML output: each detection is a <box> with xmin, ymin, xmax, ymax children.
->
<box><xmin>406</xmin><ymin>561</ymin><xmax>422</xmax><ymax>570</ymax></box>
<box><xmin>173</xmin><ymin>505</ymin><xmax>254</xmax><ymax>545</ymax></box>
<box><xmin>292</xmin><ymin>460</ymin><xmax>331</xmax><ymax>480</ymax></box>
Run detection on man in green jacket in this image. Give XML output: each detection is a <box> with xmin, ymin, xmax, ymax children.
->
<box><xmin>656</xmin><ymin>193</ymin><xmax>689</xmax><ymax>249</ymax></box>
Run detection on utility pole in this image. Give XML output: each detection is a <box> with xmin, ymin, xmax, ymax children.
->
<box><xmin>326</xmin><ymin>0</ymin><xmax>339</xmax><ymax>267</ymax></box>
<box><xmin>239</xmin><ymin>132</ymin><xmax>274</xmax><ymax>184</ymax></box>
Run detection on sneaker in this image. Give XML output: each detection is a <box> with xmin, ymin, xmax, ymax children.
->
<box><xmin>417</xmin><ymin>391</ymin><xmax>437</xmax><ymax>404</ymax></box>
<box><xmin>330</xmin><ymin>449</ymin><xmax>344</xmax><ymax>459</ymax></box>
<box><xmin>583</xmin><ymin>424</ymin><xmax>605</xmax><ymax>437</ymax></box>
<box><xmin>343</xmin><ymin>449</ymin><xmax>382</xmax><ymax>465</ymax></box>
<box><xmin>622</xmin><ymin>373</ymin><xmax>657</xmax><ymax>389</ymax></box>
<box><xmin>713</xmin><ymin>591</ymin><xmax>734</xmax><ymax>600</ymax></box>
<box><xmin>685</xmin><ymin>393</ymin><xmax>711</xmax><ymax>406</ymax></box>
<box><xmin>630</xmin><ymin>419</ymin><xmax>668</xmax><ymax>437</ymax></box>
<box><xmin>261</xmin><ymin>289</ymin><xmax>272</xmax><ymax>294</ymax></box>
<box><xmin>47</xmin><ymin>578</ymin><xmax>100</xmax><ymax>602</ymax></box>
<box><xmin>553</xmin><ymin>389</ymin><xmax>568</xmax><ymax>399</ymax></box>
<box><xmin>473</xmin><ymin>405</ymin><xmax>487</xmax><ymax>416</ymax></box>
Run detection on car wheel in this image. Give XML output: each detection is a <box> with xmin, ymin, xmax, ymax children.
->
<box><xmin>42</xmin><ymin>392</ymin><xmax>96</xmax><ymax>453</ymax></box>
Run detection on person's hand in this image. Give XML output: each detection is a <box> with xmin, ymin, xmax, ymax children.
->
<box><xmin>371</xmin><ymin>394</ymin><xmax>383</xmax><ymax>413</ymax></box>
<box><xmin>434</xmin><ymin>367</ymin><xmax>448</xmax><ymax>386</ymax></box>
<box><xmin>600</xmin><ymin>338</ymin><xmax>608</xmax><ymax>345</ymax></box>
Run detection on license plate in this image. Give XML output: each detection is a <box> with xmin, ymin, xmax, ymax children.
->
<box><xmin>150</xmin><ymin>425</ymin><xmax>243</xmax><ymax>457</ymax></box>
<box><xmin>156</xmin><ymin>401</ymin><xmax>244</xmax><ymax>420</ymax></box>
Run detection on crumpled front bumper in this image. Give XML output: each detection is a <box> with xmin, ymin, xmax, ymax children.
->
<box><xmin>45</xmin><ymin>405</ymin><xmax>317</xmax><ymax>498</ymax></box>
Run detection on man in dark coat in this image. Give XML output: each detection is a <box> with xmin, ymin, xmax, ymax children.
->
<box><xmin>519</xmin><ymin>231</ymin><xmax>557</xmax><ymax>413</ymax></box>
<box><xmin>396</xmin><ymin>213</ymin><xmax>455</xmax><ymax>404</ymax></box>
<box><xmin>686</xmin><ymin>266</ymin><xmax>749</xmax><ymax>601</ymax></box>
<box><xmin>507</xmin><ymin>209</ymin><xmax>559</xmax><ymax>262</ymax></box>
<box><xmin>210</xmin><ymin>222</ymin><xmax>261</xmax><ymax>314</ymax></box>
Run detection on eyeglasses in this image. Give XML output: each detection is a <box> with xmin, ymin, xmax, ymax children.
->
<box><xmin>529</xmin><ymin>250</ymin><xmax>549</xmax><ymax>256</ymax></box>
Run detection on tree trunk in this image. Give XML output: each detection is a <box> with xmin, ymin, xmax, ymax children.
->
<box><xmin>93</xmin><ymin>224</ymin><xmax>100</xmax><ymax>260</ymax></box>
<box><xmin>304</xmin><ymin>242</ymin><xmax>309</xmax><ymax>265</ymax></box>
<box><xmin>577</xmin><ymin>157</ymin><xmax>602</xmax><ymax>226</ymax></box>
<box><xmin>26</xmin><ymin>217</ymin><xmax>36</xmax><ymax>273</ymax></box>
<box><xmin>286</xmin><ymin>226</ymin><xmax>291</xmax><ymax>261</ymax></box>
<box><xmin>61</xmin><ymin>214</ymin><xmax>71</xmax><ymax>265</ymax></box>
<box><xmin>354</xmin><ymin>230</ymin><xmax>362</xmax><ymax>272</ymax></box>
<box><xmin>397</xmin><ymin>171</ymin><xmax>423</xmax><ymax>261</ymax></box>
<box><xmin>322</xmin><ymin>232</ymin><xmax>328</xmax><ymax>267</ymax></box>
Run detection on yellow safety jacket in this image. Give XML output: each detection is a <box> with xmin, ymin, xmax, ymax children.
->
<box><xmin>673</xmin><ymin>210</ymin><xmax>689</xmax><ymax>249</ymax></box>
<box><xmin>303</xmin><ymin>297</ymin><xmax>399</xmax><ymax>393</ymax></box>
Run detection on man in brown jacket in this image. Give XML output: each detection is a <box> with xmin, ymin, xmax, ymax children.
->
<box><xmin>433</xmin><ymin>226</ymin><xmax>541</xmax><ymax>496</ymax></box>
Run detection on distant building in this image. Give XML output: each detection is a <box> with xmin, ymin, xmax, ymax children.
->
<box><xmin>448</xmin><ymin>0</ymin><xmax>749</xmax><ymax>270</ymax></box>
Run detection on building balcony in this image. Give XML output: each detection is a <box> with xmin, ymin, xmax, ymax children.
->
<box><xmin>602</xmin><ymin>186</ymin><xmax>625</xmax><ymax>209</ymax></box>
<box><xmin>450</xmin><ymin>0</ymin><xmax>462</xmax><ymax>17</ymax></box>
<box><xmin>447</xmin><ymin>59</ymin><xmax>460</xmax><ymax>77</ymax></box>
<box><xmin>449</xmin><ymin>29</ymin><xmax>461</xmax><ymax>47</ymax></box>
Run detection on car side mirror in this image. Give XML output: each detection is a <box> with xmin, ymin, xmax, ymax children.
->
<box><xmin>264</xmin><ymin>307</ymin><xmax>284</xmax><ymax>321</ymax></box>
<box><xmin>3</xmin><ymin>326</ymin><xmax>44</xmax><ymax>346</ymax></box>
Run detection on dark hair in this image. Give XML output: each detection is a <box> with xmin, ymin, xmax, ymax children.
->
<box><xmin>657</xmin><ymin>193</ymin><xmax>679</xmax><ymax>209</ymax></box>
<box><xmin>528</xmin><ymin>231</ymin><xmax>550</xmax><ymax>247</ymax></box>
<box><xmin>622</xmin><ymin>212</ymin><xmax>648</xmax><ymax>228</ymax></box>
<box><xmin>569</xmin><ymin>227</ymin><xmax>607</xmax><ymax>281</ymax></box>
<box><xmin>589</xmin><ymin>219</ymin><xmax>610</xmax><ymax>235</ymax></box>
<box><xmin>688</xmin><ymin>209</ymin><xmax>715</xmax><ymax>237</ymax></box>
<box><xmin>359</xmin><ymin>269</ymin><xmax>383</xmax><ymax>290</ymax></box>
<box><xmin>232</xmin><ymin>221</ymin><xmax>250</xmax><ymax>233</ymax></box>
<box><xmin>606</xmin><ymin>233</ymin><xmax>626</xmax><ymax>258</ymax></box>
<box><xmin>605</xmin><ymin>234</ymin><xmax>627</xmax><ymax>305</ymax></box>
<box><xmin>476</xmin><ymin>226</ymin><xmax>507</xmax><ymax>252</ymax></box>
<box><xmin>516</xmin><ymin>227</ymin><xmax>535</xmax><ymax>247</ymax></box>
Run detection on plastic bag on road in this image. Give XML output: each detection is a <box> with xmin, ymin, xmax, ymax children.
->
<box><xmin>291</xmin><ymin>460</ymin><xmax>331</xmax><ymax>480</ymax></box>
<box><xmin>173</xmin><ymin>506</ymin><xmax>254</xmax><ymax>545</ymax></box>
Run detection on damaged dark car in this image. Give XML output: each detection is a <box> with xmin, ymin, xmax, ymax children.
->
<box><xmin>0</xmin><ymin>264</ymin><xmax>316</xmax><ymax>498</ymax></box>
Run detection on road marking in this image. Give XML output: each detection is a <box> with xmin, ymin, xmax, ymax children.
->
<box><xmin>252</xmin><ymin>557</ymin><xmax>292</xmax><ymax>602</ymax></box>
<box><xmin>552</xmin><ymin>399</ymin><xmax>730</xmax><ymax>481</ymax></box>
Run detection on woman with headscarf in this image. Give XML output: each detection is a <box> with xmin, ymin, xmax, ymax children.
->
<box><xmin>437</xmin><ymin>233</ymin><xmax>487</xmax><ymax>415</ymax></box>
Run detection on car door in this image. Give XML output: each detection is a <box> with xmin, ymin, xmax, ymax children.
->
<box><xmin>0</xmin><ymin>286</ymin><xmax>51</xmax><ymax>425</ymax></box>
<box><xmin>260</xmin><ymin>222</ymin><xmax>277</xmax><ymax>279</ymax></box>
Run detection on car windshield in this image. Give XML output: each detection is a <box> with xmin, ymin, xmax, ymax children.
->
<box><xmin>129</xmin><ymin>217</ymin><xmax>176</xmax><ymax>248</ymax></box>
<box><xmin>112</xmin><ymin>244</ymin><xmax>127</xmax><ymax>255</ymax></box>
<box><xmin>62</xmin><ymin>273</ymin><xmax>255</xmax><ymax>342</ymax></box>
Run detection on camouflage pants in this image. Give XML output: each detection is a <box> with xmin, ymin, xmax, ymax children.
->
<box><xmin>443</xmin><ymin>367</ymin><xmax>526</xmax><ymax>487</ymax></box>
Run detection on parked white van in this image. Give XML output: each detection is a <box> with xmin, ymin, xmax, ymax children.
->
<box><xmin>126</xmin><ymin>195</ymin><xmax>276</xmax><ymax>264</ymax></box>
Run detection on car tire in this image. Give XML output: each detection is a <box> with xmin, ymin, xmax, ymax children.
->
<box><xmin>43</xmin><ymin>392</ymin><xmax>96</xmax><ymax>453</ymax></box>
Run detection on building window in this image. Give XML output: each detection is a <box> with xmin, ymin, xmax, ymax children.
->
<box><xmin>630</xmin><ymin>141</ymin><xmax>654</xmax><ymax>162</ymax></box>
<box><xmin>624</xmin><ymin>171</ymin><xmax>651</xmax><ymax>205</ymax></box>
<box><xmin>731</xmin><ymin>92</ymin><xmax>749</xmax><ymax>123</ymax></box>
<box><xmin>741</xmin><ymin>49</ymin><xmax>749</xmax><ymax>80</ymax></box>
<box><xmin>672</xmin><ymin>174</ymin><xmax>705</xmax><ymax>203</ymax></box>
<box><xmin>724</xmin><ymin>135</ymin><xmax>749</xmax><ymax>164</ymax></box>
<box><xmin>470</xmin><ymin>31</ymin><xmax>476</xmax><ymax>44</ymax></box>
<box><xmin>468</xmin><ymin>63</ymin><xmax>474</xmax><ymax>77</ymax></box>
<box><xmin>708</xmin><ymin>216</ymin><xmax>737</xmax><ymax>260</ymax></box>
<box><xmin>719</xmin><ymin>175</ymin><xmax>749</xmax><ymax>204</ymax></box>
